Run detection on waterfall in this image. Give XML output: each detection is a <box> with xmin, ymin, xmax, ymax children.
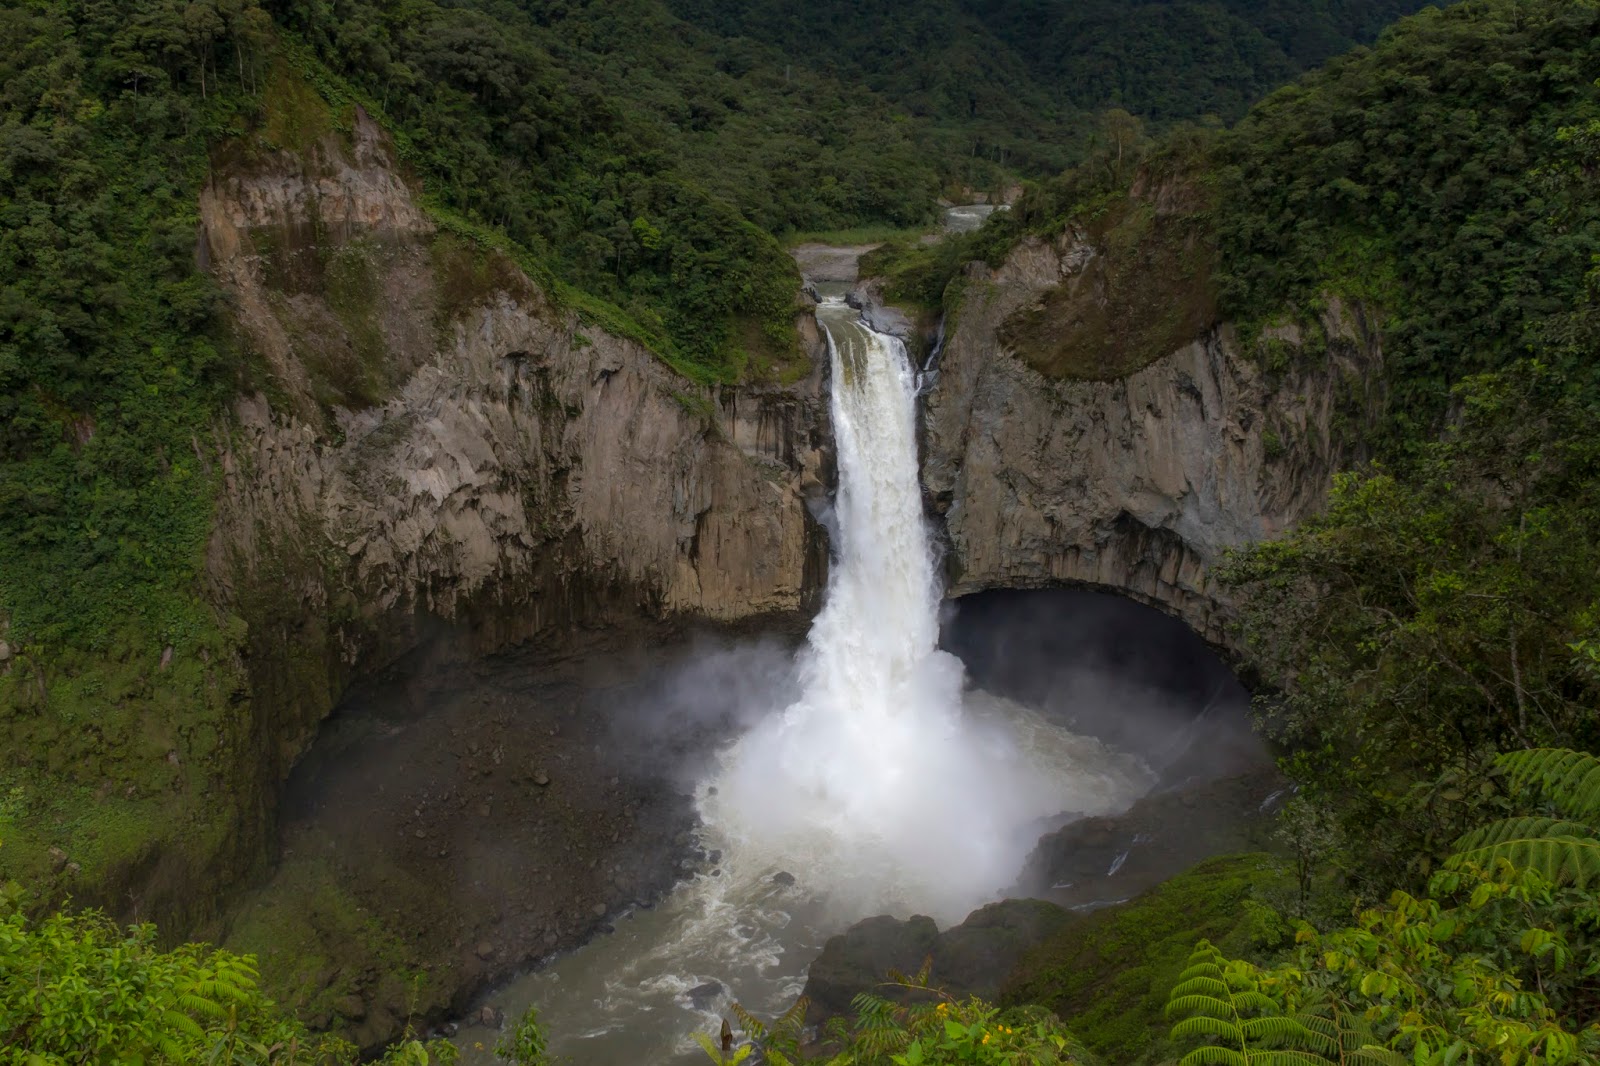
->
<box><xmin>465</xmin><ymin>298</ymin><xmax>1156</xmax><ymax>1066</ymax></box>
<box><xmin>704</xmin><ymin>299</ymin><xmax>1150</xmax><ymax>921</ymax></box>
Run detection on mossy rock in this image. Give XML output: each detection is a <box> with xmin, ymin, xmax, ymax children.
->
<box><xmin>1002</xmin><ymin>853</ymin><xmax>1292</xmax><ymax>1065</ymax></box>
<box><xmin>1000</xmin><ymin>181</ymin><xmax>1218</xmax><ymax>381</ymax></box>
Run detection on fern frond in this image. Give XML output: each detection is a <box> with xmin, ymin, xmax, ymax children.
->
<box><xmin>850</xmin><ymin>992</ymin><xmax>893</xmax><ymax>1017</ymax></box>
<box><xmin>1177</xmin><ymin>962</ymin><xmax>1227</xmax><ymax>984</ymax></box>
<box><xmin>1453</xmin><ymin>817</ymin><xmax>1596</xmax><ymax>853</ymax></box>
<box><xmin>775</xmin><ymin>996</ymin><xmax>809</xmax><ymax>1033</ymax></box>
<box><xmin>1348</xmin><ymin>1047</ymin><xmax>1409</xmax><ymax>1066</ymax></box>
<box><xmin>693</xmin><ymin>1032</ymin><xmax>724</xmax><ymax>1063</ymax></box>
<box><xmin>1169</xmin><ymin>976</ymin><xmax>1233</xmax><ymax>1001</ymax></box>
<box><xmin>1498</xmin><ymin>749</ymin><xmax>1600</xmax><ymax>821</ymax></box>
<box><xmin>1446</xmin><ymin>836</ymin><xmax>1600</xmax><ymax>887</ymax></box>
<box><xmin>1240</xmin><ymin>1017</ymin><xmax>1319</xmax><ymax>1046</ymax></box>
<box><xmin>178</xmin><ymin>993</ymin><xmax>227</xmax><ymax>1019</ymax></box>
<box><xmin>1167</xmin><ymin>994</ymin><xmax>1237</xmax><ymax>1019</ymax></box>
<box><xmin>1231</xmin><ymin>991</ymin><xmax>1281</xmax><ymax>1013</ymax></box>
<box><xmin>1172</xmin><ymin>1016</ymin><xmax>1245</xmax><ymax>1043</ymax></box>
<box><xmin>1285</xmin><ymin>1014</ymin><xmax>1339</xmax><ymax>1056</ymax></box>
<box><xmin>1293</xmin><ymin>1014</ymin><xmax>1336</xmax><ymax>1040</ymax></box>
<box><xmin>733</xmin><ymin>1002</ymin><xmax>768</xmax><ymax>1040</ymax></box>
<box><xmin>1177</xmin><ymin>1047</ymin><xmax>1248</xmax><ymax>1066</ymax></box>
<box><xmin>1171</xmin><ymin>985</ymin><xmax>1241</xmax><ymax>1011</ymax></box>
<box><xmin>1250</xmin><ymin>1052</ymin><xmax>1337</xmax><ymax>1065</ymax></box>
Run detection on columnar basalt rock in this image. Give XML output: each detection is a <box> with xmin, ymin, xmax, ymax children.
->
<box><xmin>921</xmin><ymin>230</ymin><xmax>1384</xmax><ymax>652</ymax></box>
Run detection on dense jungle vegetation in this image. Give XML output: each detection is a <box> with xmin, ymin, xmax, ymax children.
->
<box><xmin>754</xmin><ymin>0</ymin><xmax>1600</xmax><ymax>1060</ymax></box>
<box><xmin>670</xmin><ymin>0</ymin><xmax>1430</xmax><ymax>172</ymax></box>
<box><xmin>0</xmin><ymin>0</ymin><xmax>1431</xmax><ymax>898</ymax></box>
<box><xmin>6</xmin><ymin>0</ymin><xmax>1600</xmax><ymax>1062</ymax></box>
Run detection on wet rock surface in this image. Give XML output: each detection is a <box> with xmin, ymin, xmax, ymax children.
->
<box><xmin>218</xmin><ymin>617</ymin><xmax>805</xmax><ymax>1051</ymax></box>
<box><xmin>799</xmin><ymin>763</ymin><xmax>1282</xmax><ymax>1028</ymax></box>
<box><xmin>919</xmin><ymin>224</ymin><xmax>1384</xmax><ymax>651</ymax></box>
<box><xmin>1013</xmin><ymin>766</ymin><xmax>1286</xmax><ymax>911</ymax></box>
<box><xmin>789</xmin><ymin>243</ymin><xmax>882</xmax><ymax>284</ymax></box>
<box><xmin>802</xmin><ymin>899</ymin><xmax>1073</xmax><ymax>1024</ymax></box>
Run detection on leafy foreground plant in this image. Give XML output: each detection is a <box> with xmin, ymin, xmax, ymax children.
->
<box><xmin>0</xmin><ymin>891</ymin><xmax>457</xmax><ymax>1065</ymax></box>
<box><xmin>1449</xmin><ymin>749</ymin><xmax>1600</xmax><ymax>889</ymax></box>
<box><xmin>698</xmin><ymin>971</ymin><xmax>1092</xmax><ymax>1065</ymax></box>
<box><xmin>1166</xmin><ymin>750</ymin><xmax>1600</xmax><ymax>1066</ymax></box>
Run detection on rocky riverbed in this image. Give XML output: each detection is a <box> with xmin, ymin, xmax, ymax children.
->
<box><xmin>213</xmin><ymin>616</ymin><xmax>808</xmax><ymax>1050</ymax></box>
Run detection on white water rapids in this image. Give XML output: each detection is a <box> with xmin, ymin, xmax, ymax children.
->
<box><xmin>456</xmin><ymin>296</ymin><xmax>1152</xmax><ymax>1064</ymax></box>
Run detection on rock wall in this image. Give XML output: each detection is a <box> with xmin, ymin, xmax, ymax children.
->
<box><xmin>921</xmin><ymin>231</ymin><xmax>1384</xmax><ymax>650</ymax></box>
<box><xmin>199</xmin><ymin>108</ymin><xmax>831</xmax><ymax>853</ymax></box>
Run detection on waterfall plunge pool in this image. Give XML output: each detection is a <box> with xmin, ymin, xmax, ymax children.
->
<box><xmin>445</xmin><ymin>299</ymin><xmax>1253</xmax><ymax>1064</ymax></box>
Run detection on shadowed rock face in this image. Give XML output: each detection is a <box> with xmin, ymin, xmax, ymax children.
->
<box><xmin>173</xmin><ymin>108</ymin><xmax>835</xmax><ymax>963</ymax></box>
<box><xmin>920</xmin><ymin>224</ymin><xmax>1384</xmax><ymax>652</ymax></box>
<box><xmin>801</xmin><ymin>900</ymin><xmax>1074</xmax><ymax>1025</ymax></box>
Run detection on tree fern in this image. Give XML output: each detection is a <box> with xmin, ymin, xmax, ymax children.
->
<box><xmin>1164</xmin><ymin>943</ymin><xmax>1337</xmax><ymax>1066</ymax></box>
<box><xmin>1498</xmin><ymin>748</ymin><xmax>1600</xmax><ymax>821</ymax></box>
<box><xmin>1449</xmin><ymin>748</ymin><xmax>1600</xmax><ymax>887</ymax></box>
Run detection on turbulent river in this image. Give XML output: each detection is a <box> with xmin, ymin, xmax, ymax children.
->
<box><xmin>456</xmin><ymin>296</ymin><xmax>1153</xmax><ymax>1064</ymax></box>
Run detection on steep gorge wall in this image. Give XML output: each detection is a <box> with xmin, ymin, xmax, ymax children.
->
<box><xmin>921</xmin><ymin>225</ymin><xmax>1384</xmax><ymax>650</ymax></box>
<box><xmin>196</xmin><ymin>109</ymin><xmax>831</xmax><ymax>893</ymax></box>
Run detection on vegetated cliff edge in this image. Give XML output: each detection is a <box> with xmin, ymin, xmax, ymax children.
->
<box><xmin>920</xmin><ymin>177</ymin><xmax>1385</xmax><ymax>651</ymax></box>
<box><xmin>11</xmin><ymin>106</ymin><xmax>831</xmax><ymax>962</ymax></box>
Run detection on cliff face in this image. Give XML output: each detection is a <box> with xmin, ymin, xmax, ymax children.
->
<box><xmin>922</xmin><ymin>227</ymin><xmax>1383</xmax><ymax>650</ymax></box>
<box><xmin>196</xmin><ymin>107</ymin><xmax>830</xmax><ymax>888</ymax></box>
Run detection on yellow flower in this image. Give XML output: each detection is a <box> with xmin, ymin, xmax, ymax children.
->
<box><xmin>982</xmin><ymin>1033</ymin><xmax>990</xmax><ymax>1044</ymax></box>
<box><xmin>936</xmin><ymin>1002</ymin><xmax>948</xmax><ymax>1013</ymax></box>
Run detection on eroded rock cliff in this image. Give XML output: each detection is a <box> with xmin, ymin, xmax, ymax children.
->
<box><xmin>922</xmin><ymin>224</ymin><xmax>1383</xmax><ymax>650</ymax></box>
<box><xmin>199</xmin><ymin>109</ymin><xmax>830</xmax><ymax>793</ymax></box>
<box><xmin>182</xmin><ymin>108</ymin><xmax>834</xmax><ymax>1045</ymax></box>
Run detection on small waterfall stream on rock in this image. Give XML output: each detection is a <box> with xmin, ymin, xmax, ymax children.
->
<box><xmin>455</xmin><ymin>298</ymin><xmax>1153</xmax><ymax>1064</ymax></box>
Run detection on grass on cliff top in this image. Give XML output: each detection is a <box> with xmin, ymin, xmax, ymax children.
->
<box><xmin>997</xmin><ymin>186</ymin><xmax>1219</xmax><ymax>381</ymax></box>
<box><xmin>1002</xmin><ymin>853</ymin><xmax>1295</xmax><ymax>1065</ymax></box>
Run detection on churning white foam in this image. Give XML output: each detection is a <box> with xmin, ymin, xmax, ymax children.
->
<box><xmin>702</xmin><ymin>300</ymin><xmax>1151</xmax><ymax>923</ymax></box>
<box><xmin>455</xmin><ymin>299</ymin><xmax>1155</xmax><ymax>1066</ymax></box>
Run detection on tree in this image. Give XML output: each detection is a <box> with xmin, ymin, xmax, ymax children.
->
<box><xmin>0</xmin><ymin>889</ymin><xmax>459</xmax><ymax>1064</ymax></box>
<box><xmin>1222</xmin><ymin>362</ymin><xmax>1600</xmax><ymax>889</ymax></box>
<box><xmin>1450</xmin><ymin>748</ymin><xmax>1600</xmax><ymax>890</ymax></box>
<box><xmin>1167</xmin><ymin>750</ymin><xmax>1600</xmax><ymax>1066</ymax></box>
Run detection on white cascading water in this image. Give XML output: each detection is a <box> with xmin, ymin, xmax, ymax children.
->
<box><xmin>457</xmin><ymin>297</ymin><xmax>1152</xmax><ymax>1065</ymax></box>
<box><xmin>702</xmin><ymin>299</ymin><xmax>1150</xmax><ymax>920</ymax></box>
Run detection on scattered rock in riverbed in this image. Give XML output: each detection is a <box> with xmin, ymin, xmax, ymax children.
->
<box><xmin>688</xmin><ymin>981</ymin><xmax>724</xmax><ymax>1008</ymax></box>
<box><xmin>802</xmin><ymin>899</ymin><xmax>1072</xmax><ymax>1026</ymax></box>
